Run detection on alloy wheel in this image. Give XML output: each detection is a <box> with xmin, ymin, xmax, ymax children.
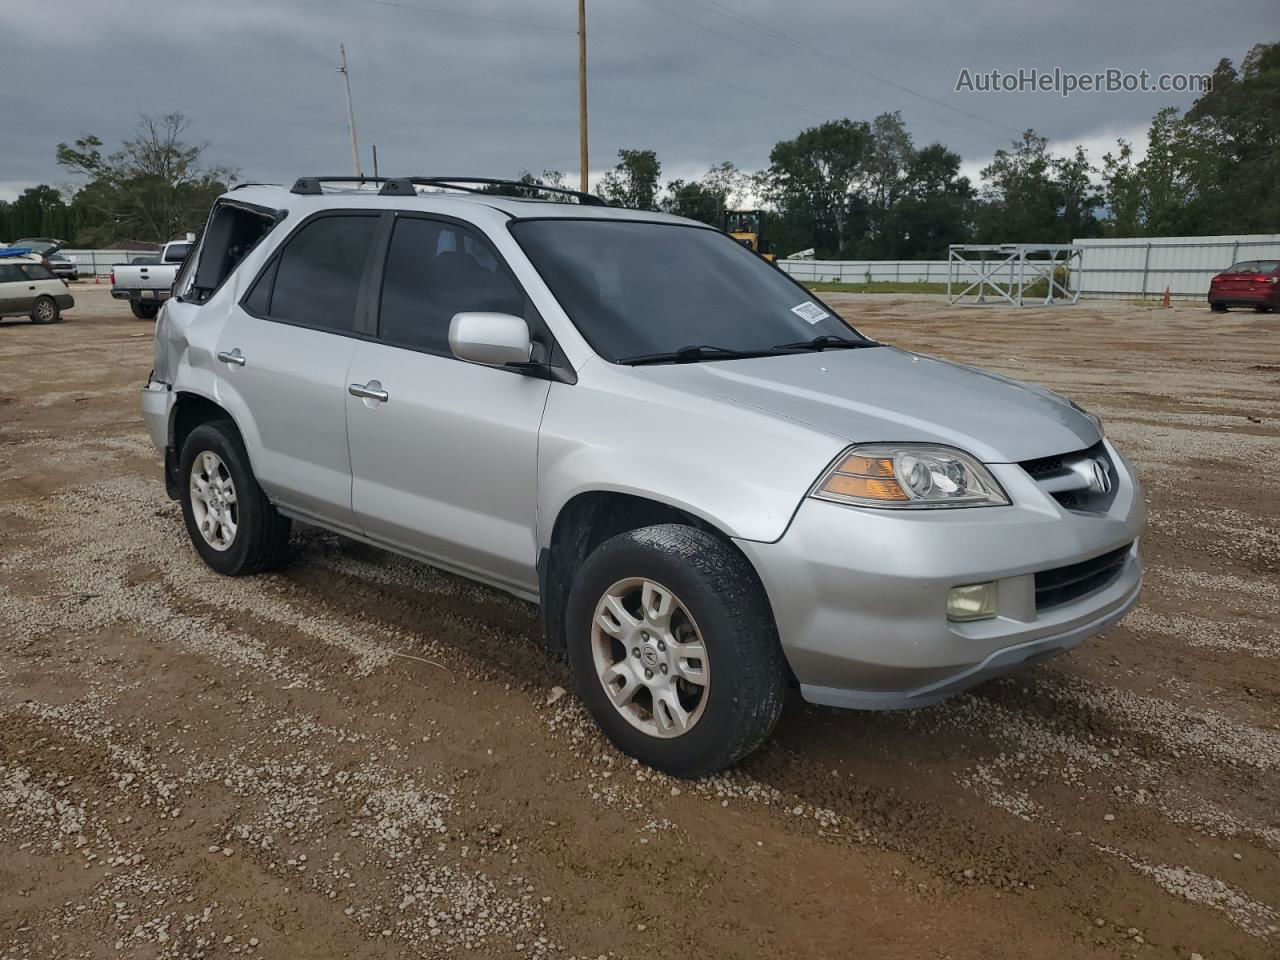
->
<box><xmin>189</xmin><ymin>451</ymin><xmax>238</xmax><ymax>551</ymax></box>
<box><xmin>591</xmin><ymin>577</ymin><xmax>710</xmax><ymax>738</ymax></box>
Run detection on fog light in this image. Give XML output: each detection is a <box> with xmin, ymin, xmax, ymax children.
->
<box><xmin>947</xmin><ymin>582</ymin><xmax>998</xmax><ymax>621</ymax></box>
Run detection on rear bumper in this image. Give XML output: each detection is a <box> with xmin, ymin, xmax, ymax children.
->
<box><xmin>141</xmin><ymin>378</ymin><xmax>173</xmax><ymax>452</ymax></box>
<box><xmin>112</xmin><ymin>288</ymin><xmax>170</xmax><ymax>302</ymax></box>
<box><xmin>736</xmin><ymin>442</ymin><xmax>1146</xmax><ymax>709</ymax></box>
<box><xmin>1208</xmin><ymin>289</ymin><xmax>1279</xmax><ymax>308</ymax></box>
<box><xmin>54</xmin><ymin>294</ymin><xmax>74</xmax><ymax>310</ymax></box>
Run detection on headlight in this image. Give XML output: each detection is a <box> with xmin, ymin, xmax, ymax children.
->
<box><xmin>811</xmin><ymin>444</ymin><xmax>1010</xmax><ymax>509</ymax></box>
<box><xmin>1068</xmin><ymin>399</ymin><xmax>1104</xmax><ymax>437</ymax></box>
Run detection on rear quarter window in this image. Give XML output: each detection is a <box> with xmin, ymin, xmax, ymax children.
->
<box><xmin>19</xmin><ymin>263</ymin><xmax>55</xmax><ymax>281</ymax></box>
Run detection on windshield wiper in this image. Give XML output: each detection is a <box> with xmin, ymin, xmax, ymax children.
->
<box><xmin>616</xmin><ymin>344</ymin><xmax>776</xmax><ymax>366</ymax></box>
<box><xmin>771</xmin><ymin>335</ymin><xmax>877</xmax><ymax>352</ymax></box>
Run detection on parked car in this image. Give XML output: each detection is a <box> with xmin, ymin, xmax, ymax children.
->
<box><xmin>112</xmin><ymin>238</ymin><xmax>192</xmax><ymax>319</ymax></box>
<box><xmin>11</xmin><ymin>237</ymin><xmax>65</xmax><ymax>258</ymax></box>
<box><xmin>143</xmin><ymin>176</ymin><xmax>1145</xmax><ymax>777</ymax></box>
<box><xmin>47</xmin><ymin>253</ymin><xmax>79</xmax><ymax>282</ymax></box>
<box><xmin>0</xmin><ymin>252</ymin><xmax>73</xmax><ymax>323</ymax></box>
<box><xmin>1208</xmin><ymin>259</ymin><xmax>1280</xmax><ymax>312</ymax></box>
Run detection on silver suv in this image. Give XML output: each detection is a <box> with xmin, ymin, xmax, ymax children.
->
<box><xmin>143</xmin><ymin>176</ymin><xmax>1145</xmax><ymax>777</ymax></box>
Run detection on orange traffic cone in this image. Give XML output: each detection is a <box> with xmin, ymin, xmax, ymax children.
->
<box><xmin>1161</xmin><ymin>286</ymin><xmax>1171</xmax><ymax>308</ymax></box>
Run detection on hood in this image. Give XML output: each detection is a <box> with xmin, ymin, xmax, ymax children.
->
<box><xmin>634</xmin><ymin>346</ymin><xmax>1098</xmax><ymax>463</ymax></box>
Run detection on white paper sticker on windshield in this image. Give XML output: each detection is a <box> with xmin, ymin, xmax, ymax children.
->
<box><xmin>790</xmin><ymin>300</ymin><xmax>830</xmax><ymax>324</ymax></box>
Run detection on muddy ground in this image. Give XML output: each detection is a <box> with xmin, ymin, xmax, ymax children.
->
<box><xmin>1</xmin><ymin>285</ymin><xmax>1276</xmax><ymax>960</ymax></box>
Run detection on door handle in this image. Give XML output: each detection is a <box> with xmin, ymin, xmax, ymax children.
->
<box><xmin>349</xmin><ymin>381</ymin><xmax>389</xmax><ymax>403</ymax></box>
<box><xmin>217</xmin><ymin>349</ymin><xmax>246</xmax><ymax>366</ymax></box>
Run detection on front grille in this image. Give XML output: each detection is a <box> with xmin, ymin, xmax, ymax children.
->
<box><xmin>1034</xmin><ymin>543</ymin><xmax>1132</xmax><ymax>610</ymax></box>
<box><xmin>1019</xmin><ymin>440</ymin><xmax>1117</xmax><ymax>512</ymax></box>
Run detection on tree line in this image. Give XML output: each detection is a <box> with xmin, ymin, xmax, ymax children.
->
<box><xmin>3</xmin><ymin>42</ymin><xmax>1272</xmax><ymax>259</ymax></box>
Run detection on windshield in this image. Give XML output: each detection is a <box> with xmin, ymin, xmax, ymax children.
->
<box><xmin>510</xmin><ymin>219</ymin><xmax>868</xmax><ymax>362</ymax></box>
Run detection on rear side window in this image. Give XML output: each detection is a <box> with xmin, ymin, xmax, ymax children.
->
<box><xmin>260</xmin><ymin>215</ymin><xmax>377</xmax><ymax>333</ymax></box>
<box><xmin>19</xmin><ymin>263</ymin><xmax>55</xmax><ymax>281</ymax></box>
<box><xmin>378</xmin><ymin>217</ymin><xmax>529</xmax><ymax>355</ymax></box>
<box><xmin>0</xmin><ymin>264</ymin><xmax>22</xmax><ymax>283</ymax></box>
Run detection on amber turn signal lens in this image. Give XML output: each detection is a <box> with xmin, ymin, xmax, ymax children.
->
<box><xmin>820</xmin><ymin>470</ymin><xmax>908</xmax><ymax>501</ymax></box>
<box><xmin>834</xmin><ymin>454</ymin><xmax>897</xmax><ymax>478</ymax></box>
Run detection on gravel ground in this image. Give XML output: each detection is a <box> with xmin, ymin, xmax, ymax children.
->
<box><xmin>1</xmin><ymin>286</ymin><xmax>1277</xmax><ymax>960</ymax></box>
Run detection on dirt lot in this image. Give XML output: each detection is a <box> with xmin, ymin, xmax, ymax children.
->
<box><xmin>1</xmin><ymin>285</ymin><xmax>1277</xmax><ymax>960</ymax></box>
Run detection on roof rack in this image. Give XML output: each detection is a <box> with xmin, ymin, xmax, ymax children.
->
<box><xmin>288</xmin><ymin>176</ymin><xmax>605</xmax><ymax>206</ymax></box>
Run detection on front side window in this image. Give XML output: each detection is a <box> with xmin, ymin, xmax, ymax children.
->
<box><xmin>263</xmin><ymin>215</ymin><xmax>377</xmax><ymax>333</ymax></box>
<box><xmin>510</xmin><ymin>219</ymin><xmax>868</xmax><ymax>363</ymax></box>
<box><xmin>378</xmin><ymin>217</ymin><xmax>529</xmax><ymax>355</ymax></box>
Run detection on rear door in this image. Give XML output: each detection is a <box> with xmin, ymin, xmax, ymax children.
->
<box><xmin>345</xmin><ymin>214</ymin><xmax>552</xmax><ymax>594</ymax></box>
<box><xmin>214</xmin><ymin>212</ymin><xmax>381</xmax><ymax>532</ymax></box>
<box><xmin>0</xmin><ymin>264</ymin><xmax>25</xmax><ymax>314</ymax></box>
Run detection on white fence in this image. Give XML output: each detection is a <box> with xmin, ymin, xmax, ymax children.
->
<box><xmin>1070</xmin><ymin>235</ymin><xmax>1280</xmax><ymax>300</ymax></box>
<box><xmin>777</xmin><ymin>259</ymin><xmax>950</xmax><ymax>284</ymax></box>
<box><xmin>777</xmin><ymin>234</ymin><xmax>1280</xmax><ymax>301</ymax></box>
<box><xmin>60</xmin><ymin>249</ymin><xmax>158</xmax><ymax>277</ymax></box>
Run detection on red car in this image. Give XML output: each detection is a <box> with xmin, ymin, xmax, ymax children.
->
<box><xmin>1208</xmin><ymin>259</ymin><xmax>1280</xmax><ymax>313</ymax></box>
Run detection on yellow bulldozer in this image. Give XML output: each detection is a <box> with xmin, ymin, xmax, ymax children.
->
<box><xmin>724</xmin><ymin>209</ymin><xmax>774</xmax><ymax>263</ymax></box>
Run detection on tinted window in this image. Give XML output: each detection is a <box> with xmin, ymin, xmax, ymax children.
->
<box><xmin>0</xmin><ymin>264</ymin><xmax>23</xmax><ymax>283</ymax></box>
<box><xmin>267</xmin><ymin>216</ymin><xmax>377</xmax><ymax>332</ymax></box>
<box><xmin>19</xmin><ymin>263</ymin><xmax>55</xmax><ymax>281</ymax></box>
<box><xmin>378</xmin><ymin>217</ymin><xmax>528</xmax><ymax>355</ymax></box>
<box><xmin>510</xmin><ymin>220</ymin><xmax>866</xmax><ymax>362</ymax></box>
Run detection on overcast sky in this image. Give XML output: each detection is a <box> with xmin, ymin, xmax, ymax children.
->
<box><xmin>2</xmin><ymin>0</ymin><xmax>1276</xmax><ymax>202</ymax></box>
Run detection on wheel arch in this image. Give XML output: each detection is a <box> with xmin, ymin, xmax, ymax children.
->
<box><xmin>164</xmin><ymin>390</ymin><xmax>248</xmax><ymax>498</ymax></box>
<box><xmin>538</xmin><ymin>490</ymin><xmax>775</xmax><ymax>655</ymax></box>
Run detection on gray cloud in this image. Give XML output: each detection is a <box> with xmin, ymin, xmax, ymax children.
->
<box><xmin>1</xmin><ymin>0</ymin><xmax>1274</xmax><ymax>201</ymax></box>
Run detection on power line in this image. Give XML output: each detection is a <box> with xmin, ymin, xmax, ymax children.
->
<box><xmin>628</xmin><ymin>0</ymin><xmax>991</xmax><ymax>138</ymax></box>
<box><xmin>355</xmin><ymin>0</ymin><xmax>831</xmax><ymax>122</ymax></box>
<box><xmin>683</xmin><ymin>0</ymin><xmax>1021</xmax><ymax>136</ymax></box>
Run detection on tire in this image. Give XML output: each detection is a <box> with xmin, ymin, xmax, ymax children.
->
<box><xmin>178</xmin><ymin>420</ymin><xmax>291</xmax><ymax>576</ymax></box>
<box><xmin>30</xmin><ymin>296</ymin><xmax>59</xmax><ymax>324</ymax></box>
<box><xmin>1254</xmin><ymin>304</ymin><xmax>1273</xmax><ymax>314</ymax></box>
<box><xmin>565</xmin><ymin>524</ymin><xmax>787</xmax><ymax>778</ymax></box>
<box><xmin>1210</xmin><ymin>302</ymin><xmax>1228</xmax><ymax>313</ymax></box>
<box><xmin>130</xmin><ymin>301</ymin><xmax>160</xmax><ymax>320</ymax></box>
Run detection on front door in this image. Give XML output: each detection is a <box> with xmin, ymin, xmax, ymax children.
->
<box><xmin>345</xmin><ymin>215</ymin><xmax>552</xmax><ymax>594</ymax></box>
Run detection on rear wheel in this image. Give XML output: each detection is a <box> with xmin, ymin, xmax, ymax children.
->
<box><xmin>1210</xmin><ymin>302</ymin><xmax>1228</xmax><ymax>313</ymax></box>
<box><xmin>565</xmin><ymin>524</ymin><xmax>787</xmax><ymax>777</ymax></box>
<box><xmin>30</xmin><ymin>296</ymin><xmax>59</xmax><ymax>324</ymax></box>
<box><xmin>1254</xmin><ymin>304</ymin><xmax>1273</xmax><ymax>314</ymax></box>
<box><xmin>178</xmin><ymin>421</ymin><xmax>291</xmax><ymax>575</ymax></box>
<box><xmin>130</xmin><ymin>301</ymin><xmax>160</xmax><ymax>320</ymax></box>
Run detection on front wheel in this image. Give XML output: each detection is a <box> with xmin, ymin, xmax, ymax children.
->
<box><xmin>1254</xmin><ymin>304</ymin><xmax>1273</xmax><ymax>314</ymax></box>
<box><xmin>565</xmin><ymin>524</ymin><xmax>787</xmax><ymax>777</ymax></box>
<box><xmin>130</xmin><ymin>301</ymin><xmax>160</xmax><ymax>320</ymax></box>
<box><xmin>30</xmin><ymin>296</ymin><xmax>59</xmax><ymax>324</ymax></box>
<box><xmin>178</xmin><ymin>421</ymin><xmax>291</xmax><ymax>575</ymax></box>
<box><xmin>1210</xmin><ymin>302</ymin><xmax>1228</xmax><ymax>313</ymax></box>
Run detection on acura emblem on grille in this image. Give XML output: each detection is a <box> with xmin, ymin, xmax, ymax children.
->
<box><xmin>1090</xmin><ymin>459</ymin><xmax>1112</xmax><ymax>494</ymax></box>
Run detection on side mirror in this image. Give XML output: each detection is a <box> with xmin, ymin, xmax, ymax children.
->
<box><xmin>448</xmin><ymin>312</ymin><xmax>533</xmax><ymax>367</ymax></box>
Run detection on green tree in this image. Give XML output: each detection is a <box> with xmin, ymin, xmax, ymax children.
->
<box><xmin>56</xmin><ymin>113</ymin><xmax>234</xmax><ymax>245</ymax></box>
<box><xmin>662</xmin><ymin>161</ymin><xmax>747</xmax><ymax>225</ymax></box>
<box><xmin>884</xmin><ymin>143</ymin><xmax>975</xmax><ymax>258</ymax></box>
<box><xmin>597</xmin><ymin>149</ymin><xmax>662</xmax><ymax>210</ymax></box>
<box><xmin>762</xmin><ymin>118</ymin><xmax>871</xmax><ymax>257</ymax></box>
<box><xmin>0</xmin><ymin>186</ymin><xmax>74</xmax><ymax>243</ymax></box>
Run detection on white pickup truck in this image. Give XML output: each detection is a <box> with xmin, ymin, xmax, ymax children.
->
<box><xmin>111</xmin><ymin>237</ymin><xmax>193</xmax><ymax>319</ymax></box>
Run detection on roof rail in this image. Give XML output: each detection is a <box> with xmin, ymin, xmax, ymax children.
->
<box><xmin>289</xmin><ymin>175</ymin><xmax>604</xmax><ymax>206</ymax></box>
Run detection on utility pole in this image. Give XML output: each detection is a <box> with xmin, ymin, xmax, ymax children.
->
<box><xmin>578</xmin><ymin>0</ymin><xmax>588</xmax><ymax>193</ymax></box>
<box><xmin>372</xmin><ymin>144</ymin><xmax>379</xmax><ymax>178</ymax></box>
<box><xmin>338</xmin><ymin>44</ymin><xmax>363</xmax><ymax>179</ymax></box>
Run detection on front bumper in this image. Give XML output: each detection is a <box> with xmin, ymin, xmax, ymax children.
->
<box><xmin>735</xmin><ymin>441</ymin><xmax>1146</xmax><ymax>710</ymax></box>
